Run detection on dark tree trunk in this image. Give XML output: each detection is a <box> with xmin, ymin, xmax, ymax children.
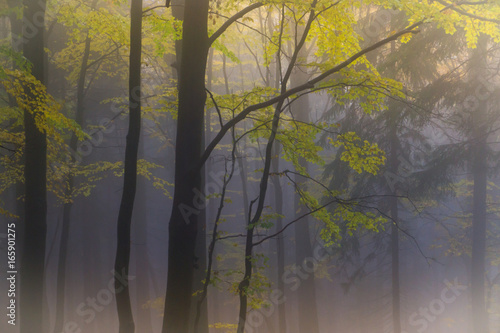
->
<box><xmin>113</xmin><ymin>0</ymin><xmax>143</xmax><ymax>331</ymax></box>
<box><xmin>190</xmin><ymin>134</ymin><xmax>208</xmax><ymax>333</ymax></box>
<box><xmin>237</xmin><ymin>66</ymin><xmax>291</xmax><ymax>333</ymax></box>
<box><xmin>7</xmin><ymin>0</ymin><xmax>25</xmax><ymax>274</ymax></box>
<box><xmin>20</xmin><ymin>1</ymin><xmax>48</xmax><ymax>332</ymax></box>
<box><xmin>237</xmin><ymin>229</ymin><xmax>255</xmax><ymax>333</ymax></box>
<box><xmin>162</xmin><ymin>1</ymin><xmax>209</xmax><ymax>332</ymax></box>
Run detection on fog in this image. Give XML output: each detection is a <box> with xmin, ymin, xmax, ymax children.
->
<box><xmin>0</xmin><ymin>1</ymin><xmax>499</xmax><ymax>333</ymax></box>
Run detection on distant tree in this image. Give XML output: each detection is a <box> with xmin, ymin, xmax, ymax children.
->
<box><xmin>469</xmin><ymin>35</ymin><xmax>490</xmax><ymax>333</ymax></box>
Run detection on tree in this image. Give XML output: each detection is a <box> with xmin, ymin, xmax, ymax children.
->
<box><xmin>48</xmin><ymin>1</ymin><xmax>130</xmax><ymax>329</ymax></box>
<box><xmin>468</xmin><ymin>35</ymin><xmax>489</xmax><ymax>333</ymax></box>
<box><xmin>162</xmin><ymin>1</ymin><xmax>210</xmax><ymax>331</ymax></box>
<box><xmin>161</xmin><ymin>1</ymin><xmax>500</xmax><ymax>332</ymax></box>
<box><xmin>113</xmin><ymin>0</ymin><xmax>143</xmax><ymax>332</ymax></box>
<box><xmin>53</xmin><ymin>2</ymin><xmax>99</xmax><ymax>331</ymax></box>
<box><xmin>20</xmin><ymin>1</ymin><xmax>48</xmax><ymax>332</ymax></box>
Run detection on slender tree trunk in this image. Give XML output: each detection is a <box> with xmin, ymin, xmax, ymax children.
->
<box><xmin>293</xmin><ymin>184</ymin><xmax>319</xmax><ymax>333</ymax></box>
<box><xmin>237</xmin><ymin>133</ymin><xmax>250</xmax><ymax>222</ymax></box>
<box><xmin>113</xmin><ymin>0</ymin><xmax>143</xmax><ymax>331</ymax></box>
<box><xmin>237</xmin><ymin>67</ymin><xmax>291</xmax><ymax>333</ymax></box>
<box><xmin>391</xmin><ymin>218</ymin><xmax>401</xmax><ymax>333</ymax></box>
<box><xmin>222</xmin><ymin>53</ymin><xmax>230</xmax><ymax>94</ymax></box>
<box><xmin>387</xmin><ymin>27</ymin><xmax>402</xmax><ymax>332</ymax></box>
<box><xmin>53</xmin><ymin>23</ymin><xmax>94</xmax><ymax>332</ymax></box>
<box><xmin>270</xmin><ymin>144</ymin><xmax>286</xmax><ymax>333</ymax></box>
<box><xmin>7</xmin><ymin>0</ymin><xmax>25</xmax><ymax>271</ymax></box>
<box><xmin>162</xmin><ymin>1</ymin><xmax>209</xmax><ymax>332</ymax></box>
<box><xmin>470</xmin><ymin>35</ymin><xmax>489</xmax><ymax>333</ymax></box>
<box><xmin>291</xmin><ymin>46</ymin><xmax>319</xmax><ymax>333</ymax></box>
<box><xmin>387</xmin><ymin>119</ymin><xmax>402</xmax><ymax>333</ymax></box>
<box><xmin>207</xmin><ymin>47</ymin><xmax>214</xmax><ymax>92</ymax></box>
<box><xmin>20</xmin><ymin>1</ymin><xmax>48</xmax><ymax>332</ymax></box>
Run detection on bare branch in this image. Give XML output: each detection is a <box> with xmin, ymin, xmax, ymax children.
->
<box><xmin>206</xmin><ymin>89</ymin><xmax>224</xmax><ymax>128</ymax></box>
<box><xmin>208</xmin><ymin>3</ymin><xmax>265</xmax><ymax>47</ymax></box>
<box><xmin>435</xmin><ymin>0</ymin><xmax>500</xmax><ymax>24</ymax></box>
<box><xmin>252</xmin><ymin>198</ymin><xmax>342</xmax><ymax>247</ymax></box>
<box><xmin>0</xmin><ymin>145</ymin><xmax>16</xmax><ymax>153</ymax></box>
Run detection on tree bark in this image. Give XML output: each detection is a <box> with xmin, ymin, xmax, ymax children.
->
<box><xmin>190</xmin><ymin>17</ymin><xmax>208</xmax><ymax>333</ymax></box>
<box><xmin>190</xmin><ymin>123</ymin><xmax>209</xmax><ymax>333</ymax></box>
<box><xmin>20</xmin><ymin>0</ymin><xmax>48</xmax><ymax>332</ymax></box>
<box><xmin>113</xmin><ymin>0</ymin><xmax>143</xmax><ymax>331</ymax></box>
<box><xmin>162</xmin><ymin>1</ymin><xmax>209</xmax><ymax>332</ymax></box>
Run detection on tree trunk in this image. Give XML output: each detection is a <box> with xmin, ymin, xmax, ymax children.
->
<box><xmin>162</xmin><ymin>1</ymin><xmax>209</xmax><ymax>332</ymax></box>
<box><xmin>385</xmin><ymin>25</ymin><xmax>402</xmax><ymax>332</ymax></box>
<box><xmin>190</xmin><ymin>28</ymin><xmax>209</xmax><ymax>333</ymax></box>
<box><xmin>190</xmin><ymin>127</ymin><xmax>209</xmax><ymax>333</ymax></box>
<box><xmin>7</xmin><ymin>0</ymin><xmax>22</xmax><ymax>54</ymax></box>
<box><xmin>293</xmin><ymin>183</ymin><xmax>319</xmax><ymax>333</ymax></box>
<box><xmin>470</xmin><ymin>35</ymin><xmax>489</xmax><ymax>333</ymax></box>
<box><xmin>20</xmin><ymin>1</ymin><xmax>48</xmax><ymax>332</ymax></box>
<box><xmin>172</xmin><ymin>3</ymin><xmax>209</xmax><ymax>331</ymax></box>
<box><xmin>292</xmin><ymin>49</ymin><xmax>319</xmax><ymax>333</ymax></box>
<box><xmin>54</xmin><ymin>21</ymin><xmax>95</xmax><ymax>331</ymax></box>
<box><xmin>237</xmin><ymin>74</ymin><xmax>288</xmax><ymax>333</ymax></box>
<box><xmin>388</xmin><ymin>124</ymin><xmax>401</xmax><ymax>333</ymax></box>
<box><xmin>6</xmin><ymin>0</ymin><xmax>25</xmax><ymax>273</ymax></box>
<box><xmin>133</xmin><ymin>135</ymin><xmax>154</xmax><ymax>333</ymax></box>
<box><xmin>270</xmin><ymin>144</ymin><xmax>286</xmax><ymax>333</ymax></box>
<box><xmin>113</xmin><ymin>0</ymin><xmax>143</xmax><ymax>331</ymax></box>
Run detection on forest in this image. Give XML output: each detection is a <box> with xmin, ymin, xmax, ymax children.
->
<box><xmin>0</xmin><ymin>0</ymin><xmax>500</xmax><ymax>333</ymax></box>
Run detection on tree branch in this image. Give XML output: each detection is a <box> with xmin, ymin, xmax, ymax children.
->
<box><xmin>435</xmin><ymin>0</ymin><xmax>500</xmax><ymax>24</ymax></box>
<box><xmin>206</xmin><ymin>88</ymin><xmax>224</xmax><ymax>127</ymax></box>
<box><xmin>208</xmin><ymin>3</ymin><xmax>264</xmax><ymax>47</ymax></box>
<box><xmin>199</xmin><ymin>22</ymin><xmax>422</xmax><ymax>170</ymax></box>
